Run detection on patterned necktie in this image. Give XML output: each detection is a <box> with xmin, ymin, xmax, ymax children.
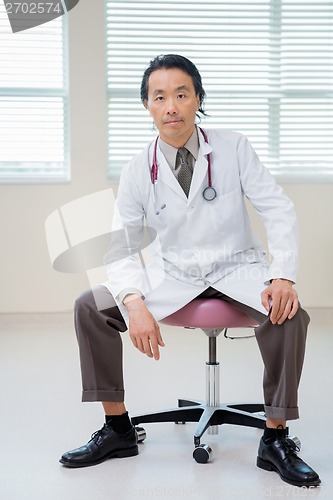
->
<box><xmin>177</xmin><ymin>147</ymin><xmax>193</xmax><ymax>197</ymax></box>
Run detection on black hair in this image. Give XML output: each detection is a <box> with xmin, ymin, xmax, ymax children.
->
<box><xmin>140</xmin><ymin>54</ymin><xmax>207</xmax><ymax>116</ymax></box>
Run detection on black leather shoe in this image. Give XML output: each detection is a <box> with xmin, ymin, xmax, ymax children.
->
<box><xmin>257</xmin><ymin>429</ymin><xmax>321</xmax><ymax>487</ymax></box>
<box><xmin>60</xmin><ymin>424</ymin><xmax>139</xmax><ymax>468</ymax></box>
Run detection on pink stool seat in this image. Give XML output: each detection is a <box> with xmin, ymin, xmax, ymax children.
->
<box><xmin>160</xmin><ymin>298</ymin><xmax>258</xmax><ymax>329</ymax></box>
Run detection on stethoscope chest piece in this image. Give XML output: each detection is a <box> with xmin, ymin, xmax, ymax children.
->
<box><xmin>202</xmin><ymin>186</ymin><xmax>217</xmax><ymax>201</ymax></box>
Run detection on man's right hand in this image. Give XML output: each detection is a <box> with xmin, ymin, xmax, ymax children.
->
<box><xmin>124</xmin><ymin>296</ymin><xmax>165</xmax><ymax>360</ymax></box>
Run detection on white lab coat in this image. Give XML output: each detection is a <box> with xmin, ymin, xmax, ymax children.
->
<box><xmin>103</xmin><ymin>128</ymin><xmax>298</xmax><ymax>327</ymax></box>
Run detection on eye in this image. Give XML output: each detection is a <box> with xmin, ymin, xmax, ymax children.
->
<box><xmin>155</xmin><ymin>96</ymin><xmax>164</xmax><ymax>102</ymax></box>
<box><xmin>177</xmin><ymin>93</ymin><xmax>186</xmax><ymax>99</ymax></box>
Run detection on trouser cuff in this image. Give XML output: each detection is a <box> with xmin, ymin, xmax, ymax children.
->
<box><xmin>264</xmin><ymin>405</ymin><xmax>299</xmax><ymax>421</ymax></box>
<box><xmin>82</xmin><ymin>390</ymin><xmax>125</xmax><ymax>402</ymax></box>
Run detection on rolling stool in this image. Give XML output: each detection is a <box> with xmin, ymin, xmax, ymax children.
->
<box><xmin>132</xmin><ymin>298</ymin><xmax>269</xmax><ymax>463</ymax></box>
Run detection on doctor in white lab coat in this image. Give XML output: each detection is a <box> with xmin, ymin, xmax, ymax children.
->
<box><xmin>105</xmin><ymin>125</ymin><xmax>298</xmax><ymax>327</ymax></box>
<box><xmin>60</xmin><ymin>54</ymin><xmax>320</xmax><ymax>488</ymax></box>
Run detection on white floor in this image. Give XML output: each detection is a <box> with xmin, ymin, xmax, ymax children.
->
<box><xmin>0</xmin><ymin>308</ymin><xmax>332</xmax><ymax>500</ymax></box>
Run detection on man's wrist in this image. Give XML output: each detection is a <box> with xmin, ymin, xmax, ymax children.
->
<box><xmin>118</xmin><ymin>288</ymin><xmax>145</xmax><ymax>305</ymax></box>
<box><xmin>123</xmin><ymin>293</ymin><xmax>143</xmax><ymax>306</ymax></box>
<box><xmin>271</xmin><ymin>278</ymin><xmax>293</xmax><ymax>285</ymax></box>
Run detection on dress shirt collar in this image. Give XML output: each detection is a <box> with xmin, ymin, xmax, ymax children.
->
<box><xmin>158</xmin><ymin>127</ymin><xmax>199</xmax><ymax>170</ymax></box>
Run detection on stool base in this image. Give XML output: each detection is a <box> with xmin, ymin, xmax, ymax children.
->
<box><xmin>132</xmin><ymin>398</ymin><xmax>265</xmax><ymax>447</ymax></box>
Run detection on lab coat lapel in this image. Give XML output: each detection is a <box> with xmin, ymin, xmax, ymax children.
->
<box><xmin>153</xmin><ymin>129</ymin><xmax>213</xmax><ymax>203</ymax></box>
<box><xmin>188</xmin><ymin>130</ymin><xmax>213</xmax><ymax>204</ymax></box>
<box><xmin>156</xmin><ymin>147</ymin><xmax>188</xmax><ymax>200</ymax></box>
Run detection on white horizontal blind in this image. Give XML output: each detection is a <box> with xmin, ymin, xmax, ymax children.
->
<box><xmin>0</xmin><ymin>4</ymin><xmax>69</xmax><ymax>182</ymax></box>
<box><xmin>106</xmin><ymin>0</ymin><xmax>333</xmax><ymax>182</ymax></box>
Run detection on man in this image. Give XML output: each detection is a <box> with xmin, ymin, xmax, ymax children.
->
<box><xmin>60</xmin><ymin>54</ymin><xmax>320</xmax><ymax>487</ymax></box>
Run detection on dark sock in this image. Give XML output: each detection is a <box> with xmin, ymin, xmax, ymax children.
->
<box><xmin>105</xmin><ymin>415</ymin><xmax>113</xmax><ymax>425</ymax></box>
<box><xmin>263</xmin><ymin>425</ymin><xmax>288</xmax><ymax>444</ymax></box>
<box><xmin>105</xmin><ymin>411</ymin><xmax>132</xmax><ymax>434</ymax></box>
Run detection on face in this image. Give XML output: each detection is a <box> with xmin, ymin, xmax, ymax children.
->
<box><xmin>145</xmin><ymin>68</ymin><xmax>200</xmax><ymax>148</ymax></box>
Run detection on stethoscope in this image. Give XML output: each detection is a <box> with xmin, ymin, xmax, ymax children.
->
<box><xmin>151</xmin><ymin>127</ymin><xmax>217</xmax><ymax>215</ymax></box>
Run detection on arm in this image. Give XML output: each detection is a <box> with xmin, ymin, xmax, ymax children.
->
<box><xmin>104</xmin><ymin>166</ymin><xmax>147</xmax><ymax>298</ymax></box>
<box><xmin>105</xmin><ymin>158</ymin><xmax>165</xmax><ymax>358</ymax></box>
<box><xmin>237</xmin><ymin>134</ymin><xmax>299</xmax><ymax>284</ymax></box>
<box><xmin>237</xmin><ymin>135</ymin><xmax>299</xmax><ymax>323</ymax></box>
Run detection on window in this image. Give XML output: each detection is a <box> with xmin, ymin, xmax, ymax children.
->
<box><xmin>106</xmin><ymin>0</ymin><xmax>333</xmax><ymax>182</ymax></box>
<box><xmin>0</xmin><ymin>4</ymin><xmax>69</xmax><ymax>183</ymax></box>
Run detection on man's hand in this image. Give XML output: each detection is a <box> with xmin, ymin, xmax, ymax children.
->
<box><xmin>124</xmin><ymin>296</ymin><xmax>165</xmax><ymax>360</ymax></box>
<box><xmin>261</xmin><ymin>278</ymin><xmax>299</xmax><ymax>325</ymax></box>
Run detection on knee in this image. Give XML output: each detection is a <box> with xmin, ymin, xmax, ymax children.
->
<box><xmin>293</xmin><ymin>305</ymin><xmax>310</xmax><ymax>327</ymax></box>
<box><xmin>284</xmin><ymin>306</ymin><xmax>310</xmax><ymax>346</ymax></box>
<box><xmin>74</xmin><ymin>289</ymin><xmax>96</xmax><ymax>316</ymax></box>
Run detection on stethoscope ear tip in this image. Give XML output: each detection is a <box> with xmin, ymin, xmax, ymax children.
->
<box><xmin>155</xmin><ymin>204</ymin><xmax>166</xmax><ymax>215</ymax></box>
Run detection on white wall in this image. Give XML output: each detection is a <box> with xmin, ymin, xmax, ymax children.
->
<box><xmin>0</xmin><ymin>0</ymin><xmax>332</xmax><ymax>313</ymax></box>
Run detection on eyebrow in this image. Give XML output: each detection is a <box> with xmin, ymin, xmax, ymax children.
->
<box><xmin>152</xmin><ymin>85</ymin><xmax>191</xmax><ymax>96</ymax></box>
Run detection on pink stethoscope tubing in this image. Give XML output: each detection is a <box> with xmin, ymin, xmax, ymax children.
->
<box><xmin>150</xmin><ymin>127</ymin><xmax>216</xmax><ymax>212</ymax></box>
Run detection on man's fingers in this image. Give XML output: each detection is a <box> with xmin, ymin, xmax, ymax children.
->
<box><xmin>276</xmin><ymin>298</ymin><xmax>293</xmax><ymax>325</ymax></box>
<box><xmin>148</xmin><ymin>327</ymin><xmax>164</xmax><ymax>359</ymax></box>
<box><xmin>274</xmin><ymin>294</ymin><xmax>291</xmax><ymax>324</ymax></box>
<box><xmin>270</xmin><ymin>296</ymin><xmax>281</xmax><ymax>324</ymax></box>
<box><xmin>142</xmin><ymin>336</ymin><xmax>160</xmax><ymax>360</ymax></box>
<box><xmin>130</xmin><ymin>329</ymin><xmax>163</xmax><ymax>360</ymax></box>
<box><xmin>141</xmin><ymin>337</ymin><xmax>154</xmax><ymax>358</ymax></box>
<box><xmin>150</xmin><ymin>338</ymin><xmax>160</xmax><ymax>360</ymax></box>
<box><xmin>157</xmin><ymin>329</ymin><xmax>165</xmax><ymax>347</ymax></box>
<box><xmin>263</xmin><ymin>281</ymin><xmax>299</xmax><ymax>325</ymax></box>
<box><xmin>130</xmin><ymin>333</ymin><xmax>148</xmax><ymax>355</ymax></box>
<box><xmin>130</xmin><ymin>334</ymin><xmax>139</xmax><ymax>350</ymax></box>
<box><xmin>135</xmin><ymin>338</ymin><xmax>146</xmax><ymax>355</ymax></box>
<box><xmin>272</xmin><ymin>294</ymin><xmax>299</xmax><ymax>324</ymax></box>
<box><xmin>261</xmin><ymin>291</ymin><xmax>271</xmax><ymax>312</ymax></box>
<box><xmin>288</xmin><ymin>297</ymin><xmax>299</xmax><ymax>320</ymax></box>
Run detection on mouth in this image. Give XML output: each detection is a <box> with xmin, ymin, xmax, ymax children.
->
<box><xmin>164</xmin><ymin>119</ymin><xmax>183</xmax><ymax>125</ymax></box>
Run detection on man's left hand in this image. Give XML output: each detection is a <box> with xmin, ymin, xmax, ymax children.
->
<box><xmin>261</xmin><ymin>279</ymin><xmax>299</xmax><ymax>325</ymax></box>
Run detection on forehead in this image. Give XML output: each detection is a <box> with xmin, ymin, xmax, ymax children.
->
<box><xmin>147</xmin><ymin>67</ymin><xmax>195</xmax><ymax>94</ymax></box>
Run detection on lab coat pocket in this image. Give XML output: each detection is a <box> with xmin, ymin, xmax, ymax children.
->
<box><xmin>209</xmin><ymin>187</ymin><xmax>245</xmax><ymax>234</ymax></box>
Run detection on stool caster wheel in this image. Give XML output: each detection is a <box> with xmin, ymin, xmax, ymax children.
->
<box><xmin>135</xmin><ymin>426</ymin><xmax>146</xmax><ymax>443</ymax></box>
<box><xmin>193</xmin><ymin>444</ymin><xmax>212</xmax><ymax>464</ymax></box>
<box><xmin>288</xmin><ymin>435</ymin><xmax>301</xmax><ymax>450</ymax></box>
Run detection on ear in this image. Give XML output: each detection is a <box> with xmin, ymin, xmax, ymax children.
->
<box><xmin>196</xmin><ymin>94</ymin><xmax>200</xmax><ymax>111</ymax></box>
<box><xmin>144</xmin><ymin>100</ymin><xmax>153</xmax><ymax>116</ymax></box>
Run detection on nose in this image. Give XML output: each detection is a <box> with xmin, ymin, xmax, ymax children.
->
<box><xmin>165</xmin><ymin>98</ymin><xmax>178</xmax><ymax>115</ymax></box>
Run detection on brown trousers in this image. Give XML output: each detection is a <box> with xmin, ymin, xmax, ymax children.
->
<box><xmin>74</xmin><ymin>285</ymin><xmax>310</xmax><ymax>421</ymax></box>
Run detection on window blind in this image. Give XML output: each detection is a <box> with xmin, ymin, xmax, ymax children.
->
<box><xmin>0</xmin><ymin>4</ymin><xmax>69</xmax><ymax>182</ymax></box>
<box><xmin>106</xmin><ymin>0</ymin><xmax>333</xmax><ymax>182</ymax></box>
